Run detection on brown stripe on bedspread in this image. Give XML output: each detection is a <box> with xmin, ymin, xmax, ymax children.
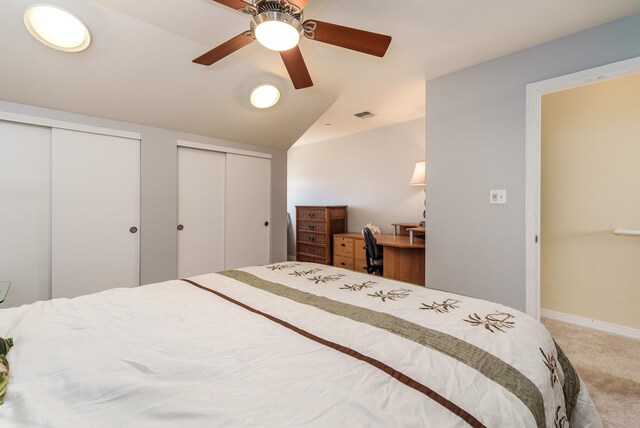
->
<box><xmin>181</xmin><ymin>278</ymin><xmax>485</xmax><ymax>428</ymax></box>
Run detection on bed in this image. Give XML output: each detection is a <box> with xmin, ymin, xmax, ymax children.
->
<box><xmin>0</xmin><ymin>262</ymin><xmax>601</xmax><ymax>427</ymax></box>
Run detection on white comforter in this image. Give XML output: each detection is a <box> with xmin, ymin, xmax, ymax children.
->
<box><xmin>0</xmin><ymin>262</ymin><xmax>601</xmax><ymax>427</ymax></box>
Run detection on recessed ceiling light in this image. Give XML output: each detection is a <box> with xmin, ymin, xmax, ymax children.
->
<box><xmin>24</xmin><ymin>5</ymin><xmax>91</xmax><ymax>52</ymax></box>
<box><xmin>250</xmin><ymin>84</ymin><xmax>280</xmax><ymax>109</ymax></box>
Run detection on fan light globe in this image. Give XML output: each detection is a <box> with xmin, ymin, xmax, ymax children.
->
<box><xmin>250</xmin><ymin>84</ymin><xmax>280</xmax><ymax>109</ymax></box>
<box><xmin>254</xmin><ymin>20</ymin><xmax>300</xmax><ymax>51</ymax></box>
<box><xmin>24</xmin><ymin>5</ymin><xmax>91</xmax><ymax>52</ymax></box>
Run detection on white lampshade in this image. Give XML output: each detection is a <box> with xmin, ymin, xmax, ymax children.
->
<box><xmin>250</xmin><ymin>84</ymin><xmax>280</xmax><ymax>109</ymax></box>
<box><xmin>255</xmin><ymin>20</ymin><xmax>300</xmax><ymax>51</ymax></box>
<box><xmin>24</xmin><ymin>5</ymin><xmax>91</xmax><ymax>52</ymax></box>
<box><xmin>410</xmin><ymin>161</ymin><xmax>426</xmax><ymax>185</ymax></box>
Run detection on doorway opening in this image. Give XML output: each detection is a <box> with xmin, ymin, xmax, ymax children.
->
<box><xmin>525</xmin><ymin>56</ymin><xmax>640</xmax><ymax>339</ymax></box>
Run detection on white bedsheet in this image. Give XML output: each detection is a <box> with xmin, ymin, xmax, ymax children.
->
<box><xmin>0</xmin><ymin>263</ymin><xmax>601</xmax><ymax>427</ymax></box>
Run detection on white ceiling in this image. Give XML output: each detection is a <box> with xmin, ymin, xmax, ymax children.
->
<box><xmin>1</xmin><ymin>0</ymin><xmax>639</xmax><ymax>150</ymax></box>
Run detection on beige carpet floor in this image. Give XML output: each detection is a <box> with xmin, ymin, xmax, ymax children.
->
<box><xmin>542</xmin><ymin>318</ymin><xmax>640</xmax><ymax>428</ymax></box>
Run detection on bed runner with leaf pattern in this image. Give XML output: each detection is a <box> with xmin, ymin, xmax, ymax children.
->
<box><xmin>182</xmin><ymin>265</ymin><xmax>581</xmax><ymax>428</ymax></box>
<box><xmin>181</xmin><ymin>277</ymin><xmax>484</xmax><ymax>427</ymax></box>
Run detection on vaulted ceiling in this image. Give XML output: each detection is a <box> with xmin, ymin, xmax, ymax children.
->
<box><xmin>1</xmin><ymin>0</ymin><xmax>639</xmax><ymax>150</ymax></box>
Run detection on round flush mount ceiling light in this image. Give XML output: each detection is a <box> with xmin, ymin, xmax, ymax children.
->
<box><xmin>250</xmin><ymin>84</ymin><xmax>281</xmax><ymax>109</ymax></box>
<box><xmin>24</xmin><ymin>4</ymin><xmax>91</xmax><ymax>52</ymax></box>
<box><xmin>251</xmin><ymin>12</ymin><xmax>302</xmax><ymax>51</ymax></box>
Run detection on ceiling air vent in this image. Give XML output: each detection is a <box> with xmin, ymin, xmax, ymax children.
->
<box><xmin>354</xmin><ymin>111</ymin><xmax>375</xmax><ymax>119</ymax></box>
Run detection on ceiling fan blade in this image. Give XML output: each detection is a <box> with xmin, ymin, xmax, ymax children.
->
<box><xmin>280</xmin><ymin>46</ymin><xmax>313</xmax><ymax>89</ymax></box>
<box><xmin>193</xmin><ymin>32</ymin><xmax>255</xmax><ymax>66</ymax></box>
<box><xmin>210</xmin><ymin>0</ymin><xmax>256</xmax><ymax>14</ymax></box>
<box><xmin>303</xmin><ymin>20</ymin><xmax>392</xmax><ymax>57</ymax></box>
<box><xmin>289</xmin><ymin>0</ymin><xmax>309</xmax><ymax>10</ymax></box>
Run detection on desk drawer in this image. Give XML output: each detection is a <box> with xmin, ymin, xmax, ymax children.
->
<box><xmin>334</xmin><ymin>237</ymin><xmax>353</xmax><ymax>256</ymax></box>
<box><xmin>298</xmin><ymin>243</ymin><xmax>326</xmax><ymax>259</ymax></box>
<box><xmin>298</xmin><ymin>209</ymin><xmax>325</xmax><ymax>221</ymax></box>
<box><xmin>354</xmin><ymin>238</ymin><xmax>366</xmax><ymax>260</ymax></box>
<box><xmin>298</xmin><ymin>221</ymin><xmax>326</xmax><ymax>233</ymax></box>
<box><xmin>334</xmin><ymin>255</ymin><xmax>354</xmax><ymax>270</ymax></box>
<box><xmin>354</xmin><ymin>258</ymin><xmax>368</xmax><ymax>273</ymax></box>
<box><xmin>298</xmin><ymin>232</ymin><xmax>325</xmax><ymax>245</ymax></box>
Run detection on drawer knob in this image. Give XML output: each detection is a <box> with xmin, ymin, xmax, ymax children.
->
<box><xmin>341</xmin><ymin>262</ymin><xmax>345</xmax><ymax>266</ymax></box>
<box><xmin>341</xmin><ymin>243</ymin><xmax>346</xmax><ymax>247</ymax></box>
<box><xmin>309</xmin><ymin>225</ymin><xmax>315</xmax><ymax>230</ymax></box>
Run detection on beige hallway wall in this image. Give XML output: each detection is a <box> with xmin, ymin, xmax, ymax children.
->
<box><xmin>541</xmin><ymin>73</ymin><xmax>640</xmax><ymax>330</ymax></box>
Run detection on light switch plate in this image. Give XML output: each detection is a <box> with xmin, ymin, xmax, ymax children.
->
<box><xmin>490</xmin><ymin>189</ymin><xmax>507</xmax><ymax>204</ymax></box>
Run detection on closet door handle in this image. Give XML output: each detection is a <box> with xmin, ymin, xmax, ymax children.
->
<box><xmin>129</xmin><ymin>227</ymin><xmax>138</xmax><ymax>234</ymax></box>
<box><xmin>264</xmin><ymin>221</ymin><xmax>270</xmax><ymax>227</ymax></box>
<box><xmin>177</xmin><ymin>224</ymin><xmax>184</xmax><ymax>231</ymax></box>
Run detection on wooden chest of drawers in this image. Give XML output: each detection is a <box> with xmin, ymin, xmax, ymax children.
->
<box><xmin>296</xmin><ymin>206</ymin><xmax>348</xmax><ymax>265</ymax></box>
<box><xmin>333</xmin><ymin>233</ymin><xmax>368</xmax><ymax>273</ymax></box>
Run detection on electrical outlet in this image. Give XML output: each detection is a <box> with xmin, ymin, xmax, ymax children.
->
<box><xmin>490</xmin><ymin>189</ymin><xmax>507</xmax><ymax>204</ymax></box>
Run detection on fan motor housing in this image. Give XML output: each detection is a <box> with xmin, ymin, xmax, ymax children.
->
<box><xmin>252</xmin><ymin>0</ymin><xmax>304</xmax><ymax>29</ymax></box>
<box><xmin>255</xmin><ymin>0</ymin><xmax>304</xmax><ymax>18</ymax></box>
<box><xmin>250</xmin><ymin>11</ymin><xmax>303</xmax><ymax>37</ymax></box>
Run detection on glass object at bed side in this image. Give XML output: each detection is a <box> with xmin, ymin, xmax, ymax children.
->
<box><xmin>0</xmin><ymin>282</ymin><xmax>10</xmax><ymax>304</ymax></box>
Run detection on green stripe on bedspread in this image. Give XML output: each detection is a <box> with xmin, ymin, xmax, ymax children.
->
<box><xmin>220</xmin><ymin>270</ymin><xmax>547</xmax><ymax>428</ymax></box>
<box><xmin>554</xmin><ymin>340</ymin><xmax>580</xmax><ymax>421</ymax></box>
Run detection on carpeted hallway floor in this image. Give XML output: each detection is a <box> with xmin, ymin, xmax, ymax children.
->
<box><xmin>542</xmin><ymin>318</ymin><xmax>640</xmax><ymax>428</ymax></box>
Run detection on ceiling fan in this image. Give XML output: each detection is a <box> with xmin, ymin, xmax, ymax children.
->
<box><xmin>193</xmin><ymin>0</ymin><xmax>392</xmax><ymax>89</ymax></box>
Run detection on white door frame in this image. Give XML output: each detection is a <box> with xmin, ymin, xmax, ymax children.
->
<box><xmin>525</xmin><ymin>56</ymin><xmax>640</xmax><ymax>320</ymax></box>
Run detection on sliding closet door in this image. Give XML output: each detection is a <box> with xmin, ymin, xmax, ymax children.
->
<box><xmin>225</xmin><ymin>154</ymin><xmax>270</xmax><ymax>269</ymax></box>
<box><xmin>177</xmin><ymin>147</ymin><xmax>226</xmax><ymax>278</ymax></box>
<box><xmin>0</xmin><ymin>121</ymin><xmax>51</xmax><ymax>308</ymax></box>
<box><xmin>52</xmin><ymin>129</ymin><xmax>140</xmax><ymax>299</ymax></box>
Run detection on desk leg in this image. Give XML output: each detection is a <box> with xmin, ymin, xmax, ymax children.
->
<box><xmin>383</xmin><ymin>246</ymin><xmax>425</xmax><ymax>286</ymax></box>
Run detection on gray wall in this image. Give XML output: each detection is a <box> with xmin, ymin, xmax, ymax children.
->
<box><xmin>0</xmin><ymin>100</ymin><xmax>287</xmax><ymax>285</ymax></box>
<box><xmin>426</xmin><ymin>13</ymin><xmax>640</xmax><ymax>311</ymax></box>
<box><xmin>288</xmin><ymin>119</ymin><xmax>425</xmax><ymax>257</ymax></box>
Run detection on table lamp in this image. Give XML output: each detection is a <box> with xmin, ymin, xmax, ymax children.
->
<box><xmin>410</xmin><ymin>161</ymin><xmax>426</xmax><ymax>226</ymax></box>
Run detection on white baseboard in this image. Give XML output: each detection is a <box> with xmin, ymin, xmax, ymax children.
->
<box><xmin>541</xmin><ymin>309</ymin><xmax>640</xmax><ymax>340</ymax></box>
<box><xmin>287</xmin><ymin>255</ymin><xmax>297</xmax><ymax>262</ymax></box>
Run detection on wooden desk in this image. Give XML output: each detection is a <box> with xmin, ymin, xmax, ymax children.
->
<box><xmin>391</xmin><ymin>223</ymin><xmax>420</xmax><ymax>236</ymax></box>
<box><xmin>333</xmin><ymin>233</ymin><xmax>425</xmax><ymax>286</ymax></box>
<box><xmin>407</xmin><ymin>226</ymin><xmax>426</xmax><ymax>243</ymax></box>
